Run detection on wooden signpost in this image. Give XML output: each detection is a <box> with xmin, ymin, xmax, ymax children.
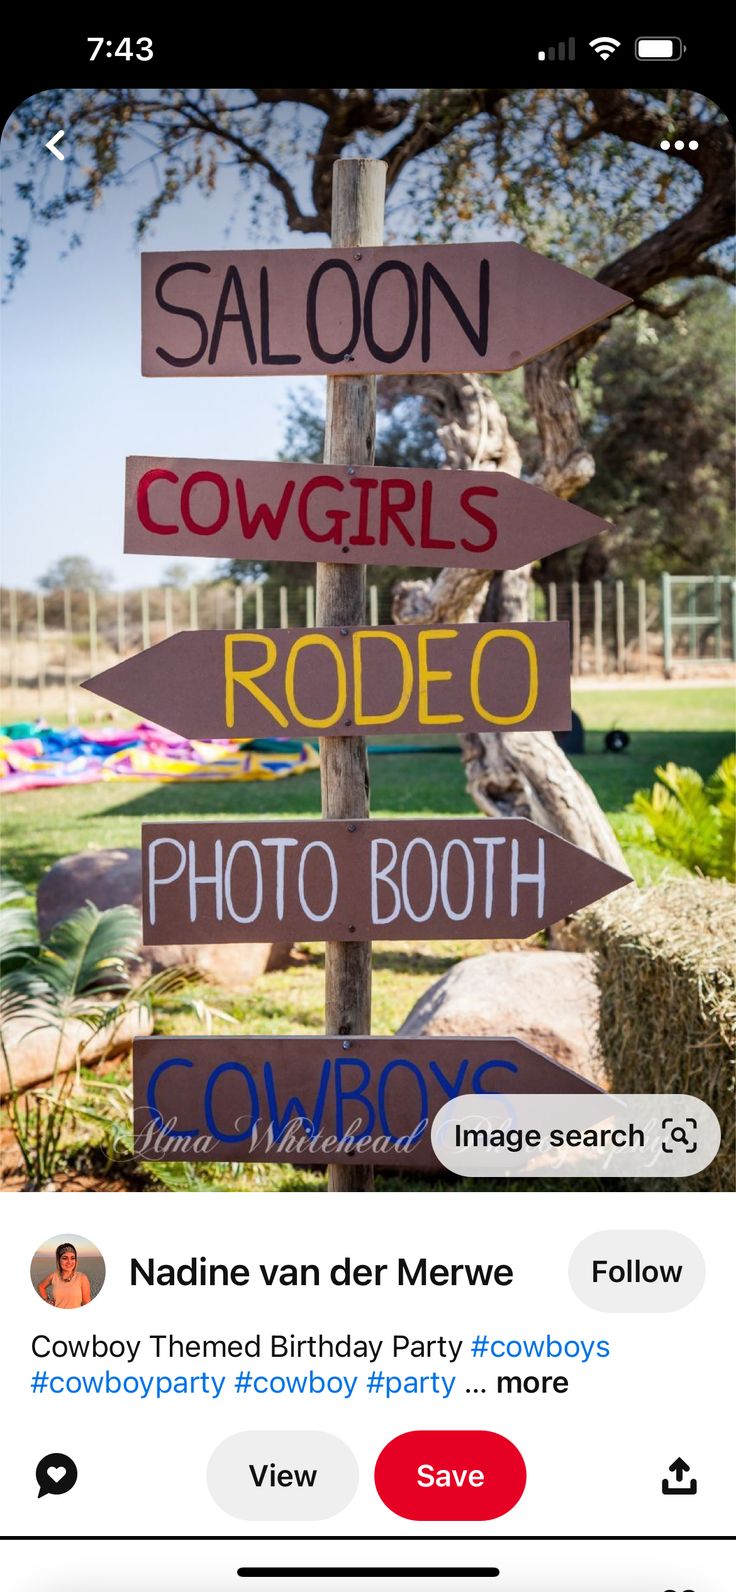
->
<box><xmin>84</xmin><ymin>621</ymin><xmax>572</xmax><ymax>738</ymax></box>
<box><xmin>133</xmin><ymin>1035</ymin><xmax>601</xmax><ymax>1172</ymax></box>
<box><xmin>90</xmin><ymin>156</ymin><xmax>631</xmax><ymax>1192</ymax></box>
<box><xmin>140</xmin><ymin>242</ymin><xmax>629</xmax><ymax>377</ymax></box>
<box><xmin>141</xmin><ymin>818</ymin><xmax>628</xmax><ymax>946</ymax></box>
<box><xmin>124</xmin><ymin>455</ymin><xmax>608</xmax><ymax>569</ymax></box>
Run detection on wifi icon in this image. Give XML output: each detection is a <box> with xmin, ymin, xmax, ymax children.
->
<box><xmin>589</xmin><ymin>36</ymin><xmax>621</xmax><ymax>59</ymax></box>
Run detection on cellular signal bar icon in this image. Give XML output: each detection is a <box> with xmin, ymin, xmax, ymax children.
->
<box><xmin>538</xmin><ymin>38</ymin><xmax>575</xmax><ymax>61</ymax></box>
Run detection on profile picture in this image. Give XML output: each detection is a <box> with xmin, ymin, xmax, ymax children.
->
<box><xmin>30</xmin><ymin>1233</ymin><xmax>106</xmax><ymax>1309</ymax></box>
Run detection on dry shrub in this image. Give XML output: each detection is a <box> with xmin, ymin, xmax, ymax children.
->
<box><xmin>574</xmin><ymin>877</ymin><xmax>735</xmax><ymax>1191</ymax></box>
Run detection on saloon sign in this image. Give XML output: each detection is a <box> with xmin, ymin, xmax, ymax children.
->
<box><xmin>133</xmin><ymin>1035</ymin><xmax>601</xmax><ymax>1171</ymax></box>
<box><xmin>141</xmin><ymin>243</ymin><xmax>629</xmax><ymax>377</ymax></box>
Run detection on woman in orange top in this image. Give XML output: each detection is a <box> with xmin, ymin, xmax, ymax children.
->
<box><xmin>38</xmin><ymin>1243</ymin><xmax>91</xmax><ymax>1309</ymax></box>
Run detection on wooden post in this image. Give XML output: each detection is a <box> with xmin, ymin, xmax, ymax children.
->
<box><xmin>593</xmin><ymin>580</ymin><xmax>603</xmax><ymax>674</ymax></box>
<box><xmin>571</xmin><ymin>581</ymin><xmax>581</xmax><ymax>677</ymax></box>
<box><xmin>279</xmin><ymin>586</ymin><xmax>288</xmax><ymax>628</ymax></box>
<box><xmin>117</xmin><ymin>590</ymin><xmax>126</xmax><ymax>656</ymax></box>
<box><xmin>317</xmin><ymin>158</ymin><xmax>385</xmax><ymax>1194</ymax></box>
<box><xmin>369</xmin><ymin>584</ymin><xmax>379</xmax><ymax>626</ymax></box>
<box><xmin>8</xmin><ymin>589</ymin><xmax>18</xmax><ymax>717</ymax></box>
<box><xmin>235</xmin><ymin>584</ymin><xmax>244</xmax><ymax>630</ymax></box>
<box><xmin>255</xmin><ymin>584</ymin><xmax>264</xmax><ymax>630</ymax></box>
<box><xmin>687</xmin><ymin>581</ymin><xmax>697</xmax><ymax>658</ymax></box>
<box><xmin>661</xmin><ymin>572</ymin><xmax>672</xmax><ymax>677</ymax></box>
<box><xmin>714</xmin><ymin>573</ymin><xmax>723</xmax><ymax>661</ymax></box>
<box><xmin>548</xmin><ymin>581</ymin><xmax>557</xmax><ymax>622</ymax></box>
<box><xmin>306</xmin><ymin>585</ymin><xmax>315</xmax><ymax>629</ymax></box>
<box><xmin>615</xmin><ymin>579</ymin><xmax>625</xmax><ymax>674</ymax></box>
<box><xmin>63</xmin><ymin>588</ymin><xmax>73</xmax><ymax>721</ymax></box>
<box><xmin>37</xmin><ymin>592</ymin><xmax>45</xmax><ymax>715</ymax></box>
<box><xmin>638</xmin><ymin>578</ymin><xmax>647</xmax><ymax>672</ymax></box>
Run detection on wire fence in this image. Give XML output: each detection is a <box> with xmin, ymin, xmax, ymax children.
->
<box><xmin>0</xmin><ymin>574</ymin><xmax>733</xmax><ymax>724</ymax></box>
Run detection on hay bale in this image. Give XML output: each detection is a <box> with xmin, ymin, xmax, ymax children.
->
<box><xmin>580</xmin><ymin>878</ymin><xmax>735</xmax><ymax>1190</ymax></box>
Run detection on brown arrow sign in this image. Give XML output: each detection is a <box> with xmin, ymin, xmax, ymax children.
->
<box><xmin>124</xmin><ymin>456</ymin><xmax>607</xmax><ymax>570</ymax></box>
<box><xmin>141</xmin><ymin>817</ymin><xmax>630</xmax><ymax>944</ymax></box>
<box><xmin>133</xmin><ymin>1034</ymin><xmax>601</xmax><ymax>1170</ymax></box>
<box><xmin>83</xmin><ymin>623</ymin><xmax>571</xmax><ymax>739</ymax></box>
<box><xmin>141</xmin><ymin>242</ymin><xmax>629</xmax><ymax>377</ymax></box>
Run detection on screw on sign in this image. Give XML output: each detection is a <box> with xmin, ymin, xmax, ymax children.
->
<box><xmin>93</xmin><ymin>156</ymin><xmax>631</xmax><ymax>1192</ymax></box>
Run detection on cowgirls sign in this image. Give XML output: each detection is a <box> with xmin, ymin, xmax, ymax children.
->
<box><xmin>87</xmin><ymin>158</ymin><xmax>631</xmax><ymax>1187</ymax></box>
<box><xmin>124</xmin><ymin>455</ymin><xmax>608</xmax><ymax>571</ymax></box>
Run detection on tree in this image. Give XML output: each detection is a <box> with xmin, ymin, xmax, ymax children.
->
<box><xmin>159</xmin><ymin>562</ymin><xmax>194</xmax><ymax>588</ymax></box>
<box><xmin>580</xmin><ymin>283</ymin><xmax>734</xmax><ymax>578</ymax></box>
<box><xmin>38</xmin><ymin>555</ymin><xmax>111</xmax><ymax>593</ymax></box>
<box><xmin>9</xmin><ymin>87</ymin><xmax>732</xmax><ymax>859</ymax></box>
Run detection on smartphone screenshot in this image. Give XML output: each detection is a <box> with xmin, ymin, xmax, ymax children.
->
<box><xmin>1</xmin><ymin>34</ymin><xmax>733</xmax><ymax>1591</ymax></box>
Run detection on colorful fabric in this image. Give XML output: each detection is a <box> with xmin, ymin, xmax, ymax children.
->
<box><xmin>0</xmin><ymin>721</ymin><xmax>319</xmax><ymax>793</ymax></box>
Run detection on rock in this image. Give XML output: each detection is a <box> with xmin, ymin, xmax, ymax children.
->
<box><xmin>36</xmin><ymin>849</ymin><xmax>292</xmax><ymax>988</ymax></box>
<box><xmin>37</xmin><ymin>849</ymin><xmax>142</xmax><ymax>938</ymax></box>
<box><xmin>398</xmin><ymin>950</ymin><xmax>606</xmax><ymax>1087</ymax></box>
<box><xmin>0</xmin><ymin>1007</ymin><xmax>153</xmax><ymax>1099</ymax></box>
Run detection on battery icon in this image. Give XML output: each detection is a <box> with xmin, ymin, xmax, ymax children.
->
<box><xmin>636</xmin><ymin>36</ymin><xmax>685</xmax><ymax>60</ymax></box>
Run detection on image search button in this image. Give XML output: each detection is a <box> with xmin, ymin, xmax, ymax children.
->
<box><xmin>36</xmin><ymin>1453</ymin><xmax>78</xmax><ymax>1498</ymax></box>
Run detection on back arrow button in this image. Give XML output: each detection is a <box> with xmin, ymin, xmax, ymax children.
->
<box><xmin>45</xmin><ymin>130</ymin><xmax>65</xmax><ymax>161</ymax></box>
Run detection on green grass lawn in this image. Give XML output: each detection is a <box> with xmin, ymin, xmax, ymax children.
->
<box><xmin>2</xmin><ymin>684</ymin><xmax>732</xmax><ymax>1193</ymax></box>
<box><xmin>2</xmin><ymin>686</ymin><xmax>732</xmax><ymax>890</ymax></box>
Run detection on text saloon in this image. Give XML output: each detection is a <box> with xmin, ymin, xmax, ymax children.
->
<box><xmin>133</xmin><ymin>1035</ymin><xmax>601</xmax><ymax>1170</ymax></box>
<box><xmin>141</xmin><ymin>818</ymin><xmax>631</xmax><ymax>945</ymax></box>
<box><xmin>141</xmin><ymin>243</ymin><xmax>630</xmax><ymax>378</ymax></box>
<box><xmin>83</xmin><ymin>623</ymin><xmax>571</xmax><ymax>740</ymax></box>
<box><xmin>125</xmin><ymin>456</ymin><xmax>607</xmax><ymax>570</ymax></box>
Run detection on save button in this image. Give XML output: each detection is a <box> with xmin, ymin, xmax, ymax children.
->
<box><xmin>374</xmin><ymin>1429</ymin><xmax>526</xmax><ymax>1520</ymax></box>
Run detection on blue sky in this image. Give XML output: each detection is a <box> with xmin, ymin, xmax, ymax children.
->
<box><xmin>1</xmin><ymin>113</ymin><xmax>331</xmax><ymax>589</ymax></box>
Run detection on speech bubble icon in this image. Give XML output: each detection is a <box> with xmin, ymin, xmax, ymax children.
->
<box><xmin>36</xmin><ymin>1453</ymin><xmax>78</xmax><ymax>1498</ymax></box>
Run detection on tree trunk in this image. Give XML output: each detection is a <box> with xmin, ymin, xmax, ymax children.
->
<box><xmin>386</xmin><ymin>372</ymin><xmax>628</xmax><ymax>870</ymax></box>
<box><xmin>461</xmin><ymin>730</ymin><xmax>627</xmax><ymax>869</ymax></box>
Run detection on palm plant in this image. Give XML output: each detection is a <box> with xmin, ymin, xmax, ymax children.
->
<box><xmin>629</xmin><ymin>754</ymin><xmax>735</xmax><ymax>882</ymax></box>
<box><xmin>1</xmin><ymin>873</ymin><xmax>226</xmax><ymax>1187</ymax></box>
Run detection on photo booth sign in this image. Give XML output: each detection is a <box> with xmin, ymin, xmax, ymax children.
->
<box><xmin>141</xmin><ymin>818</ymin><xmax>629</xmax><ymax>946</ymax></box>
